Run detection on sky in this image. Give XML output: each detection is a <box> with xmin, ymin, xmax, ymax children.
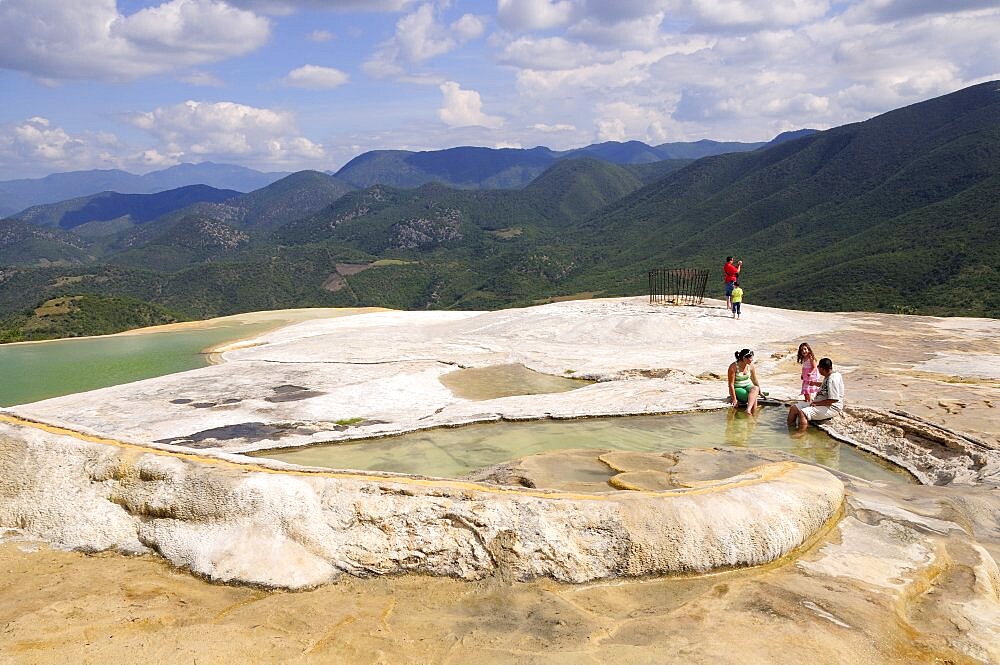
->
<box><xmin>0</xmin><ymin>0</ymin><xmax>998</xmax><ymax>180</ymax></box>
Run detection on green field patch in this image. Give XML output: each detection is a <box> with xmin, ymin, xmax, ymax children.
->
<box><xmin>371</xmin><ymin>259</ymin><xmax>416</xmax><ymax>267</ymax></box>
<box><xmin>489</xmin><ymin>227</ymin><xmax>523</xmax><ymax>239</ymax></box>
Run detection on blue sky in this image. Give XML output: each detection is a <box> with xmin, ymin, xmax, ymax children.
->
<box><xmin>1</xmin><ymin>0</ymin><xmax>998</xmax><ymax>179</ymax></box>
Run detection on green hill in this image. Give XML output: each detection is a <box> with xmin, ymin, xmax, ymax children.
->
<box><xmin>562</xmin><ymin>81</ymin><xmax>1000</xmax><ymax>316</ymax></box>
<box><xmin>335</xmin><ymin>146</ymin><xmax>557</xmax><ymax>189</ymax></box>
<box><xmin>0</xmin><ymin>294</ymin><xmax>184</xmax><ymax>342</ymax></box>
<box><xmin>221</xmin><ymin>170</ymin><xmax>356</xmax><ymax>229</ymax></box>
<box><xmin>523</xmin><ymin>158</ymin><xmax>644</xmax><ymax>226</ymax></box>
<box><xmin>108</xmin><ymin>214</ymin><xmax>254</xmax><ymax>273</ymax></box>
<box><xmin>0</xmin><ymin>218</ymin><xmax>94</xmax><ymax>266</ymax></box>
<box><xmin>9</xmin><ymin>185</ymin><xmax>241</xmax><ymax>229</ymax></box>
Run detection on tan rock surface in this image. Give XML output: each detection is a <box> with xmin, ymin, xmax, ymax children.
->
<box><xmin>2</xmin><ymin>448</ymin><xmax>997</xmax><ymax>664</ymax></box>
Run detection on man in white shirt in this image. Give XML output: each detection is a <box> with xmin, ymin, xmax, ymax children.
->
<box><xmin>787</xmin><ymin>357</ymin><xmax>844</xmax><ymax>431</ymax></box>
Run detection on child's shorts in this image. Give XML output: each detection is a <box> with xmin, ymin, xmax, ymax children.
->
<box><xmin>732</xmin><ymin>302</ymin><xmax>741</xmax><ymax>315</ymax></box>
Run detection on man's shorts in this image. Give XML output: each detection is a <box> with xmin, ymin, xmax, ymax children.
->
<box><xmin>796</xmin><ymin>402</ymin><xmax>838</xmax><ymax>421</ymax></box>
<box><xmin>725</xmin><ymin>282</ymin><xmax>735</xmax><ymax>296</ymax></box>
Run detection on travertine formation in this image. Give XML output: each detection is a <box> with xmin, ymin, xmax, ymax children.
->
<box><xmin>0</xmin><ymin>416</ymin><xmax>845</xmax><ymax>587</ymax></box>
<box><xmin>1</xmin><ymin>297</ymin><xmax>999</xmax><ymax>662</ymax></box>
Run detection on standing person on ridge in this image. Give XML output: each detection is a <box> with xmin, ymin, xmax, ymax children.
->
<box><xmin>731</xmin><ymin>281</ymin><xmax>744</xmax><ymax>319</ymax></box>
<box><xmin>723</xmin><ymin>256</ymin><xmax>742</xmax><ymax>311</ymax></box>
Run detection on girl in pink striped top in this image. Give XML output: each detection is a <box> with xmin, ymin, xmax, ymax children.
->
<box><xmin>797</xmin><ymin>342</ymin><xmax>821</xmax><ymax>402</ymax></box>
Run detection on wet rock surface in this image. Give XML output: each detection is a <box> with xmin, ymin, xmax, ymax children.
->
<box><xmin>821</xmin><ymin>406</ymin><xmax>1000</xmax><ymax>486</ymax></box>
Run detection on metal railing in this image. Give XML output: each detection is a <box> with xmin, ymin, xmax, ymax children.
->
<box><xmin>648</xmin><ymin>268</ymin><xmax>708</xmax><ymax>305</ymax></box>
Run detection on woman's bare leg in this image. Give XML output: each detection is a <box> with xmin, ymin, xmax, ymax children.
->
<box><xmin>745</xmin><ymin>387</ymin><xmax>760</xmax><ymax>415</ymax></box>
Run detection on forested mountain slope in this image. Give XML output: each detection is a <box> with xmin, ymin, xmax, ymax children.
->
<box><xmin>563</xmin><ymin>81</ymin><xmax>1000</xmax><ymax>316</ymax></box>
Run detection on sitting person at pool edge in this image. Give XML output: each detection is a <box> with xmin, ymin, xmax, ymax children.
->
<box><xmin>727</xmin><ymin>348</ymin><xmax>761</xmax><ymax>415</ymax></box>
<box><xmin>787</xmin><ymin>357</ymin><xmax>844</xmax><ymax>431</ymax></box>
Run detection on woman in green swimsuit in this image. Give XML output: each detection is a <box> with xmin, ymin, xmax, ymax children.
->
<box><xmin>727</xmin><ymin>348</ymin><xmax>761</xmax><ymax>415</ymax></box>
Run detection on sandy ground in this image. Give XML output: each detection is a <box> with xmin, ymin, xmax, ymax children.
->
<box><xmin>0</xmin><ymin>533</ymin><xmax>969</xmax><ymax>665</ymax></box>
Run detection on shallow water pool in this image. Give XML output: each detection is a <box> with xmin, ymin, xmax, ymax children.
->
<box><xmin>252</xmin><ymin>408</ymin><xmax>913</xmax><ymax>484</ymax></box>
<box><xmin>0</xmin><ymin>310</ymin><xmax>361</xmax><ymax>407</ymax></box>
<box><xmin>438</xmin><ymin>363</ymin><xmax>591</xmax><ymax>400</ymax></box>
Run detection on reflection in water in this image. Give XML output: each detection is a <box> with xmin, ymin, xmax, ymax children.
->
<box><xmin>253</xmin><ymin>408</ymin><xmax>913</xmax><ymax>484</ymax></box>
<box><xmin>724</xmin><ymin>409</ymin><xmax>758</xmax><ymax>447</ymax></box>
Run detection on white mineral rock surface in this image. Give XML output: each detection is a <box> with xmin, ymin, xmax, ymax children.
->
<box><xmin>9</xmin><ymin>298</ymin><xmax>842</xmax><ymax>450</ymax></box>
<box><xmin>1</xmin><ymin>297</ymin><xmax>999</xmax><ymax>663</ymax></box>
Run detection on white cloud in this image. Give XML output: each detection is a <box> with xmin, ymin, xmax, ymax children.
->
<box><xmin>595</xmin><ymin>101</ymin><xmax>671</xmax><ymax>142</ymax></box>
<box><xmin>497</xmin><ymin>0</ymin><xmax>574</xmax><ymax>31</ymax></box>
<box><xmin>132</xmin><ymin>148</ymin><xmax>182</xmax><ymax>169</ymax></box>
<box><xmin>567</xmin><ymin>11</ymin><xmax>666</xmax><ymax>48</ymax></box>
<box><xmin>178</xmin><ymin>70</ymin><xmax>225</xmax><ymax>87</ymax></box>
<box><xmin>0</xmin><ymin>0</ymin><xmax>270</xmax><ymax>82</ymax></box>
<box><xmin>515</xmin><ymin>40</ymin><xmax>709</xmax><ymax>96</ymax></box>
<box><xmin>841</xmin><ymin>0</ymin><xmax>998</xmax><ymax>24</ymax></box>
<box><xmin>283</xmin><ymin>65</ymin><xmax>350</xmax><ymax>89</ymax></box>
<box><xmin>533</xmin><ymin>123</ymin><xmax>576</xmax><ymax>132</ymax></box>
<box><xmin>500</xmin><ymin>36</ymin><xmax>611</xmax><ymax>71</ymax></box>
<box><xmin>228</xmin><ymin>0</ymin><xmax>416</xmax><ymax>13</ymax></box>
<box><xmin>125</xmin><ymin>100</ymin><xmax>326</xmax><ymax>167</ymax></box>
<box><xmin>363</xmin><ymin>3</ymin><xmax>486</xmax><ymax>80</ymax></box>
<box><xmin>579</xmin><ymin>0</ymin><xmax>670</xmax><ymax>23</ymax></box>
<box><xmin>451</xmin><ymin>14</ymin><xmax>486</xmax><ymax>41</ymax></box>
<box><xmin>0</xmin><ymin>117</ymin><xmax>124</xmax><ymax>178</ymax></box>
<box><xmin>438</xmin><ymin>82</ymin><xmax>504</xmax><ymax>128</ymax></box>
<box><xmin>675</xmin><ymin>0</ymin><xmax>832</xmax><ymax>31</ymax></box>
<box><xmin>307</xmin><ymin>30</ymin><xmax>336</xmax><ymax>42</ymax></box>
<box><xmin>396</xmin><ymin>4</ymin><xmax>460</xmax><ymax>61</ymax></box>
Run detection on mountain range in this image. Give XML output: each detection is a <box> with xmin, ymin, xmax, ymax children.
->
<box><xmin>1</xmin><ymin>132</ymin><xmax>811</xmax><ymax>217</ymax></box>
<box><xmin>0</xmin><ymin>163</ymin><xmax>292</xmax><ymax>218</ymax></box>
<box><xmin>331</xmin><ymin>131</ymin><xmax>814</xmax><ymax>190</ymax></box>
<box><xmin>0</xmin><ymin>83</ymin><xmax>996</xmax><ymax>341</ymax></box>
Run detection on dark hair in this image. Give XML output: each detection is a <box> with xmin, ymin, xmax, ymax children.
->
<box><xmin>818</xmin><ymin>357</ymin><xmax>833</xmax><ymax>371</ymax></box>
<box><xmin>735</xmin><ymin>348</ymin><xmax>753</xmax><ymax>361</ymax></box>
<box><xmin>726</xmin><ymin>256</ymin><xmax>733</xmax><ymax>263</ymax></box>
<box><xmin>796</xmin><ymin>343</ymin><xmax>814</xmax><ymax>364</ymax></box>
<box><xmin>733</xmin><ymin>281</ymin><xmax>740</xmax><ymax>287</ymax></box>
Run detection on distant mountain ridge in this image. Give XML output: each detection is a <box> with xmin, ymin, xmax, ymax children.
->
<box><xmin>333</xmin><ymin>131</ymin><xmax>816</xmax><ymax>190</ymax></box>
<box><xmin>1</xmin><ymin>133</ymin><xmax>813</xmax><ymax>216</ymax></box>
<box><xmin>0</xmin><ymin>163</ymin><xmax>290</xmax><ymax>217</ymax></box>
<box><xmin>12</xmin><ymin>185</ymin><xmax>242</xmax><ymax>230</ymax></box>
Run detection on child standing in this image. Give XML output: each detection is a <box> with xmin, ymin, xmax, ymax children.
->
<box><xmin>797</xmin><ymin>342</ymin><xmax>821</xmax><ymax>402</ymax></box>
<box><xmin>730</xmin><ymin>281</ymin><xmax>744</xmax><ymax>319</ymax></box>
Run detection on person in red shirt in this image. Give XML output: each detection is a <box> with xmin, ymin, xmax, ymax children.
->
<box><xmin>723</xmin><ymin>256</ymin><xmax>742</xmax><ymax>311</ymax></box>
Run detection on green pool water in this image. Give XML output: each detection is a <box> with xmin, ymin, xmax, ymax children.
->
<box><xmin>253</xmin><ymin>409</ymin><xmax>914</xmax><ymax>484</ymax></box>
<box><xmin>439</xmin><ymin>363</ymin><xmax>591</xmax><ymax>400</ymax></box>
<box><xmin>0</xmin><ymin>311</ymin><xmax>352</xmax><ymax>407</ymax></box>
